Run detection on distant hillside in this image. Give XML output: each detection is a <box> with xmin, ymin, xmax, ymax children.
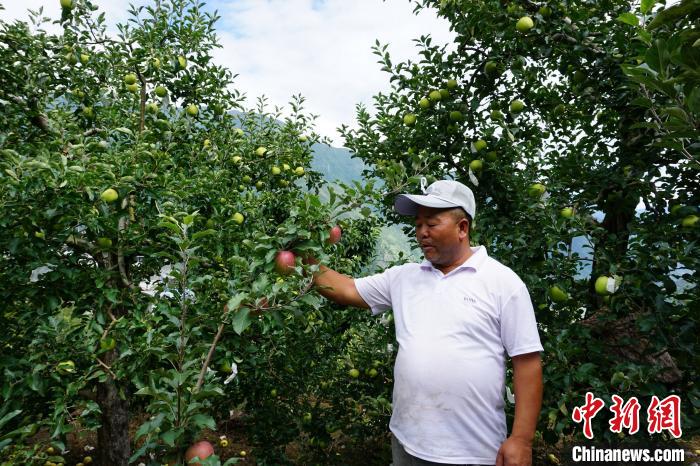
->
<box><xmin>310</xmin><ymin>143</ymin><xmax>366</xmax><ymax>185</ymax></box>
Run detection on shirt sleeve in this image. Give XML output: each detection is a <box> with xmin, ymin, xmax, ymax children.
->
<box><xmin>500</xmin><ymin>284</ymin><xmax>544</xmax><ymax>357</ymax></box>
<box><xmin>354</xmin><ymin>266</ymin><xmax>398</xmax><ymax>315</ymax></box>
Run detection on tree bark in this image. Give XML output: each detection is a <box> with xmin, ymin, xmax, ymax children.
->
<box><xmin>96</xmin><ymin>348</ymin><xmax>130</xmax><ymax>465</ymax></box>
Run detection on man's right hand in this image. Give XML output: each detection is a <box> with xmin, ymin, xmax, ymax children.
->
<box><xmin>303</xmin><ymin>257</ymin><xmax>369</xmax><ymax>309</ymax></box>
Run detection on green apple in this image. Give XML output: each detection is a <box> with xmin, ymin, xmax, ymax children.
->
<box><xmin>572</xmin><ymin>70</ymin><xmax>586</xmax><ymax>84</ymax></box>
<box><xmin>490</xmin><ymin>109</ymin><xmax>504</xmax><ymax>120</ymax></box>
<box><xmin>419</xmin><ymin>97</ymin><xmax>431</xmax><ymax>109</ymax></box>
<box><xmin>528</xmin><ymin>183</ymin><xmax>546</xmax><ymax>198</ymax></box>
<box><xmin>469</xmin><ymin>159</ymin><xmax>483</xmax><ymax>172</ymax></box>
<box><xmin>282</xmin><ymin>163</ymin><xmax>291</xmax><ymax>171</ymax></box>
<box><xmin>270</xmin><ymin>388</ymin><xmax>278</xmax><ymax>397</ymax></box>
<box><xmin>560</xmin><ymin>207</ymin><xmax>574</xmax><ymax>218</ymax></box>
<box><xmin>126</xmin><ymin>83</ymin><xmax>139</xmax><ymax>93</ymax></box>
<box><xmin>484</xmin><ymin>61</ymin><xmax>499</xmax><ymax>75</ymax></box>
<box><xmin>368</xmin><ymin>368</ymin><xmax>378</xmax><ymax>377</ymax></box>
<box><xmin>82</xmin><ymin>106</ymin><xmax>94</xmax><ymax>119</ymax></box>
<box><xmin>539</xmin><ymin>6</ymin><xmax>552</xmax><ymax>16</ymax></box>
<box><xmin>446</xmin><ymin>79</ymin><xmax>458</xmax><ymax>90</ymax></box>
<box><xmin>60</xmin><ymin>0</ymin><xmax>73</xmax><ymax>8</ymax></box>
<box><xmin>682</xmin><ymin>215</ymin><xmax>698</xmax><ymax>228</ymax></box>
<box><xmin>348</xmin><ymin>368</ymin><xmax>360</xmax><ymax>378</ymax></box>
<box><xmin>232</xmin><ymin>212</ymin><xmax>245</xmax><ymax>225</ymax></box>
<box><xmin>232</xmin><ymin>156</ymin><xmax>242</xmax><ymax>164</ymax></box>
<box><xmin>474</xmin><ymin>139</ymin><xmax>487</xmax><ymax>151</ymax></box>
<box><xmin>549</xmin><ymin>286</ymin><xmax>568</xmax><ymax>303</ymax></box>
<box><xmin>256</xmin><ymin>180</ymin><xmax>264</xmax><ymax>189</ymax></box>
<box><xmin>145</xmin><ymin>103</ymin><xmax>159</xmax><ymax>114</ymax></box>
<box><xmin>155</xmin><ymin>86</ymin><xmax>167</xmax><ymax>97</ymax></box>
<box><xmin>298</xmin><ymin>134</ymin><xmax>308</xmax><ymax>142</ymax></box>
<box><xmin>594</xmin><ymin>275</ymin><xmax>621</xmax><ymax>296</ymax></box>
<box><xmin>516</xmin><ymin>16</ymin><xmax>535</xmax><ymax>32</ymax></box>
<box><xmin>97</xmin><ymin>237</ymin><xmax>112</xmax><ymax>249</ymax></box>
<box><xmin>203</xmin><ymin>139</ymin><xmax>211</xmax><ymax>148</ymax></box>
<box><xmin>439</xmin><ymin>88</ymin><xmax>450</xmax><ymax>99</ymax></box>
<box><xmin>294</xmin><ymin>166</ymin><xmax>305</xmax><ymax>176</ymax></box>
<box><xmin>99</xmin><ymin>337</ymin><xmax>116</xmax><ymax>351</ymax></box>
<box><xmin>449</xmin><ymin>110</ymin><xmax>463</xmax><ymax>122</ymax></box>
<box><xmin>80</xmin><ymin>53</ymin><xmax>89</xmax><ymax>65</ymax></box>
<box><xmin>403</xmin><ymin>113</ymin><xmax>417</xmax><ymax>126</ymax></box>
<box><xmin>185</xmin><ymin>104</ymin><xmax>198</xmax><ymax>116</ymax></box>
<box><xmin>242</xmin><ymin>175</ymin><xmax>252</xmax><ymax>184</ymax></box>
<box><xmin>255</xmin><ymin>146</ymin><xmax>267</xmax><ymax>157</ymax></box>
<box><xmin>177</xmin><ymin>55</ymin><xmax>187</xmax><ymax>70</ymax></box>
<box><xmin>510</xmin><ymin>99</ymin><xmax>525</xmax><ymax>113</ymax></box>
<box><xmin>123</xmin><ymin>73</ymin><xmax>137</xmax><ymax>85</ymax></box>
<box><xmin>302</xmin><ymin>412</ymin><xmax>312</xmax><ymax>423</ymax></box>
<box><xmin>429</xmin><ymin>90</ymin><xmax>442</xmax><ymax>102</ymax></box>
<box><xmin>100</xmin><ymin>188</ymin><xmax>119</xmax><ymax>203</ymax></box>
<box><xmin>271</xmin><ymin>166</ymin><xmax>281</xmax><ymax>175</ymax></box>
<box><xmin>485</xmin><ymin>151</ymin><xmax>498</xmax><ymax>162</ymax></box>
<box><xmin>65</xmin><ymin>52</ymin><xmax>78</xmax><ymax>65</ymax></box>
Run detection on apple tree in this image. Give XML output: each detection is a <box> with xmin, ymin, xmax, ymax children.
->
<box><xmin>340</xmin><ymin>0</ymin><xmax>698</xmax><ymax>447</ymax></box>
<box><xmin>0</xmin><ymin>1</ymin><xmax>381</xmax><ymax>465</ymax></box>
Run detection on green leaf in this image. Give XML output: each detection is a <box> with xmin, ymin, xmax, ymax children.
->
<box><xmin>226</xmin><ymin>293</ymin><xmax>248</xmax><ymax>313</ymax></box>
<box><xmin>648</xmin><ymin>0</ymin><xmax>700</xmax><ymax>30</ymax></box>
<box><xmin>0</xmin><ymin>410</ymin><xmax>21</xmax><ymax>430</ymax></box>
<box><xmin>192</xmin><ymin>229</ymin><xmax>216</xmax><ymax>240</ymax></box>
<box><xmin>189</xmin><ymin>413</ymin><xmax>216</xmax><ymax>430</ymax></box>
<box><xmin>160</xmin><ymin>429</ymin><xmax>179</xmax><ymax>447</ymax></box>
<box><xmin>617</xmin><ymin>12</ymin><xmax>640</xmax><ymax>26</ymax></box>
<box><xmin>231</xmin><ymin>307</ymin><xmax>252</xmax><ymax>335</ymax></box>
<box><xmin>686</xmin><ymin>86</ymin><xmax>700</xmax><ymax>113</ymax></box>
<box><xmin>158</xmin><ymin>221</ymin><xmax>181</xmax><ymax>233</ymax></box>
<box><xmin>641</xmin><ymin>0</ymin><xmax>656</xmax><ymax>14</ymax></box>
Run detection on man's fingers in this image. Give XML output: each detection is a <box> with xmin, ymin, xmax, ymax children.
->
<box><xmin>495</xmin><ymin>448</ymin><xmax>505</xmax><ymax>466</ymax></box>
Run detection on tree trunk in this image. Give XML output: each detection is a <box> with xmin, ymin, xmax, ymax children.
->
<box><xmin>96</xmin><ymin>348</ymin><xmax>130</xmax><ymax>466</ymax></box>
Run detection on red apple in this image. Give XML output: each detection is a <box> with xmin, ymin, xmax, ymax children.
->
<box><xmin>327</xmin><ymin>225</ymin><xmax>342</xmax><ymax>245</ymax></box>
<box><xmin>275</xmin><ymin>250</ymin><xmax>296</xmax><ymax>275</ymax></box>
<box><xmin>185</xmin><ymin>440</ymin><xmax>214</xmax><ymax>466</ymax></box>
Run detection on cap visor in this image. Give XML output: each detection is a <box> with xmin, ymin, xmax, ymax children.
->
<box><xmin>394</xmin><ymin>194</ymin><xmax>459</xmax><ymax>216</ymax></box>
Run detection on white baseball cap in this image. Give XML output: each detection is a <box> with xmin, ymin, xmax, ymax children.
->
<box><xmin>394</xmin><ymin>178</ymin><xmax>476</xmax><ymax>218</ymax></box>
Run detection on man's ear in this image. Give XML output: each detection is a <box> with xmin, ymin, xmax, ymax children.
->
<box><xmin>458</xmin><ymin>218</ymin><xmax>470</xmax><ymax>238</ymax></box>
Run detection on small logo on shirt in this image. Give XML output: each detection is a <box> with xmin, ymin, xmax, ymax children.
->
<box><xmin>463</xmin><ymin>295</ymin><xmax>477</xmax><ymax>304</ymax></box>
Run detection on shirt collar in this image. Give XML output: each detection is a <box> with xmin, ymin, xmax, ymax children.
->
<box><xmin>420</xmin><ymin>246</ymin><xmax>488</xmax><ymax>273</ymax></box>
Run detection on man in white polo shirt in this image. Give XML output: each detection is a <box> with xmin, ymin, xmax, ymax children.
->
<box><xmin>309</xmin><ymin>180</ymin><xmax>543</xmax><ymax>466</ymax></box>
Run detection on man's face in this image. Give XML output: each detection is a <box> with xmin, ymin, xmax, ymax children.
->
<box><xmin>415</xmin><ymin>206</ymin><xmax>469</xmax><ymax>266</ymax></box>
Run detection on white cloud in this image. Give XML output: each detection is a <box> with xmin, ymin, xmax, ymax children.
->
<box><xmin>2</xmin><ymin>0</ymin><xmax>455</xmax><ymax>144</ymax></box>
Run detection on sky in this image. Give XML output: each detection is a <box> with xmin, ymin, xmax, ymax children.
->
<box><xmin>1</xmin><ymin>0</ymin><xmax>454</xmax><ymax>144</ymax></box>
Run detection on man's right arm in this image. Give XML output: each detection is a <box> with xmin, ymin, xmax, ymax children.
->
<box><xmin>310</xmin><ymin>263</ymin><xmax>369</xmax><ymax>309</ymax></box>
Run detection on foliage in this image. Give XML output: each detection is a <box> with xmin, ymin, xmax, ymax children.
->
<box><xmin>0</xmin><ymin>0</ymin><xmax>383</xmax><ymax>464</ymax></box>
